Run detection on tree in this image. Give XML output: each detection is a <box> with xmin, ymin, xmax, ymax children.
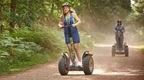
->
<box><xmin>131</xmin><ymin>0</ymin><xmax>144</xmax><ymax>26</ymax></box>
<box><xmin>79</xmin><ymin>0</ymin><xmax>131</xmax><ymax>33</ymax></box>
<box><xmin>10</xmin><ymin>0</ymin><xmax>16</xmax><ymax>29</ymax></box>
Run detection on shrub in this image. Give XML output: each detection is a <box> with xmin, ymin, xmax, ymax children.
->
<box><xmin>12</xmin><ymin>27</ymin><xmax>65</xmax><ymax>53</ymax></box>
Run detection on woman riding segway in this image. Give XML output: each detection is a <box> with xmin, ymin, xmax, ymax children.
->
<box><xmin>58</xmin><ymin>2</ymin><xmax>82</xmax><ymax>66</ymax></box>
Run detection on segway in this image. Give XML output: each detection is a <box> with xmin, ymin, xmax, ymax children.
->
<box><xmin>58</xmin><ymin>50</ymin><xmax>94</xmax><ymax>75</ymax></box>
<box><xmin>112</xmin><ymin>31</ymin><xmax>129</xmax><ymax>57</ymax></box>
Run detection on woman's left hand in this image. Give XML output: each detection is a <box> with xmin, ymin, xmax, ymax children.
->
<box><xmin>72</xmin><ymin>24</ymin><xmax>76</xmax><ymax>27</ymax></box>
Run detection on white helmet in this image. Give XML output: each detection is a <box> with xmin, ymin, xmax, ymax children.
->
<box><xmin>62</xmin><ymin>2</ymin><xmax>71</xmax><ymax>7</ymax></box>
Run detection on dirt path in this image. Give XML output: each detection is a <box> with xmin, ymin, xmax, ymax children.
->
<box><xmin>0</xmin><ymin>46</ymin><xmax>144</xmax><ymax>80</ymax></box>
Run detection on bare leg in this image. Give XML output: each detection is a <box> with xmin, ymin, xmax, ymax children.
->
<box><xmin>73</xmin><ymin>43</ymin><xmax>81</xmax><ymax>62</ymax></box>
<box><xmin>67</xmin><ymin>44</ymin><xmax>73</xmax><ymax>62</ymax></box>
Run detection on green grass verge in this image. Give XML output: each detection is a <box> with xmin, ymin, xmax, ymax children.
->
<box><xmin>0</xmin><ymin>52</ymin><xmax>58</xmax><ymax>75</ymax></box>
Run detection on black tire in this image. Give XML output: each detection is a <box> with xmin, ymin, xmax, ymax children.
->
<box><xmin>112</xmin><ymin>46</ymin><xmax>115</xmax><ymax>57</ymax></box>
<box><xmin>82</xmin><ymin>55</ymin><xmax>94</xmax><ymax>75</ymax></box>
<box><xmin>58</xmin><ymin>57</ymin><xmax>69</xmax><ymax>75</ymax></box>
<box><xmin>125</xmin><ymin>46</ymin><xmax>129</xmax><ymax>57</ymax></box>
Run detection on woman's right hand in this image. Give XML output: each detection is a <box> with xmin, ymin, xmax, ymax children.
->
<box><xmin>58</xmin><ymin>24</ymin><xmax>64</xmax><ymax>29</ymax></box>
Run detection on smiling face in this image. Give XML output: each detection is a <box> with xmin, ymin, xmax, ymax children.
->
<box><xmin>63</xmin><ymin>6</ymin><xmax>70</xmax><ymax>15</ymax></box>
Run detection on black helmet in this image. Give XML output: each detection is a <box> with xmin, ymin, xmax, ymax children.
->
<box><xmin>117</xmin><ymin>19</ymin><xmax>122</xmax><ymax>25</ymax></box>
<box><xmin>62</xmin><ymin>2</ymin><xmax>71</xmax><ymax>7</ymax></box>
<box><xmin>117</xmin><ymin>19</ymin><xmax>122</xmax><ymax>23</ymax></box>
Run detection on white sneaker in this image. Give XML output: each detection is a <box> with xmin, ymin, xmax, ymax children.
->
<box><xmin>76</xmin><ymin>61</ymin><xmax>82</xmax><ymax>67</ymax></box>
<box><xmin>70</xmin><ymin>60</ymin><xmax>73</xmax><ymax>66</ymax></box>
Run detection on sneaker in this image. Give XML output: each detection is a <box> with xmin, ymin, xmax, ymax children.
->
<box><xmin>70</xmin><ymin>60</ymin><xmax>73</xmax><ymax>66</ymax></box>
<box><xmin>76</xmin><ymin>61</ymin><xmax>82</xmax><ymax>67</ymax></box>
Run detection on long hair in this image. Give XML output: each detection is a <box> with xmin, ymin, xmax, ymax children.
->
<box><xmin>63</xmin><ymin>7</ymin><xmax>76</xmax><ymax>16</ymax></box>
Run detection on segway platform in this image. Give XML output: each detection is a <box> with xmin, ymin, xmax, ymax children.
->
<box><xmin>69</xmin><ymin>65</ymin><xmax>83</xmax><ymax>71</ymax></box>
<box><xmin>112</xmin><ymin>43</ymin><xmax>129</xmax><ymax>57</ymax></box>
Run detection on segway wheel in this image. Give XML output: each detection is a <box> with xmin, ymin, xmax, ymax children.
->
<box><xmin>82</xmin><ymin>55</ymin><xmax>94</xmax><ymax>75</ymax></box>
<box><xmin>112</xmin><ymin>46</ymin><xmax>115</xmax><ymax>57</ymax></box>
<box><xmin>58</xmin><ymin>57</ymin><xmax>69</xmax><ymax>75</ymax></box>
<box><xmin>125</xmin><ymin>46</ymin><xmax>129</xmax><ymax>57</ymax></box>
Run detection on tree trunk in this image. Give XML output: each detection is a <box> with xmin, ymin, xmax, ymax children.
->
<box><xmin>10</xmin><ymin>0</ymin><xmax>16</xmax><ymax>30</ymax></box>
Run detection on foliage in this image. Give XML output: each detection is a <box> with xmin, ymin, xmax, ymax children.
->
<box><xmin>0</xmin><ymin>30</ymin><xmax>42</xmax><ymax>58</ymax></box>
<box><xmin>80</xmin><ymin>32</ymin><xmax>94</xmax><ymax>49</ymax></box>
<box><xmin>0</xmin><ymin>30</ymin><xmax>43</xmax><ymax>74</ymax></box>
<box><xmin>0</xmin><ymin>0</ymin><xmax>81</xmax><ymax>28</ymax></box>
<box><xmin>0</xmin><ymin>26</ymin><xmax>65</xmax><ymax>74</ymax></box>
<box><xmin>79</xmin><ymin>0</ymin><xmax>131</xmax><ymax>33</ymax></box>
<box><xmin>12</xmin><ymin>26</ymin><xmax>65</xmax><ymax>53</ymax></box>
<box><xmin>129</xmin><ymin>0</ymin><xmax>144</xmax><ymax>26</ymax></box>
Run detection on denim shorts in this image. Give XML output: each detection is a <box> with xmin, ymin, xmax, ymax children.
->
<box><xmin>64</xmin><ymin>26</ymin><xmax>80</xmax><ymax>44</ymax></box>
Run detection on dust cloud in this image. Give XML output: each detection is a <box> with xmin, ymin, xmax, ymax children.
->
<box><xmin>79</xmin><ymin>12</ymin><xmax>144</xmax><ymax>48</ymax></box>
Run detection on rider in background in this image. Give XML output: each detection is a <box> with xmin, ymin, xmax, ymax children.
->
<box><xmin>58</xmin><ymin>2</ymin><xmax>82</xmax><ymax>66</ymax></box>
<box><xmin>115</xmin><ymin>20</ymin><xmax>125</xmax><ymax>50</ymax></box>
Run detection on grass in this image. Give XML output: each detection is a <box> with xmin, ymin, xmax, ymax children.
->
<box><xmin>0</xmin><ymin>53</ymin><xmax>58</xmax><ymax>75</ymax></box>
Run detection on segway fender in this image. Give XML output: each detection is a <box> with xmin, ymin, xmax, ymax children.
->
<box><xmin>82</xmin><ymin>51</ymin><xmax>92</xmax><ymax>59</ymax></box>
<box><xmin>62</xmin><ymin>52</ymin><xmax>69</xmax><ymax>58</ymax></box>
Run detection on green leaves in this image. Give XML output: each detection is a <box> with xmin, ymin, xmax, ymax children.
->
<box><xmin>132</xmin><ymin>0</ymin><xmax>144</xmax><ymax>14</ymax></box>
<box><xmin>0</xmin><ymin>0</ymin><xmax>81</xmax><ymax>28</ymax></box>
<box><xmin>0</xmin><ymin>30</ymin><xmax>42</xmax><ymax>60</ymax></box>
<box><xmin>0</xmin><ymin>25</ymin><xmax>65</xmax><ymax>74</ymax></box>
<box><xmin>129</xmin><ymin>0</ymin><xmax>144</xmax><ymax>27</ymax></box>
